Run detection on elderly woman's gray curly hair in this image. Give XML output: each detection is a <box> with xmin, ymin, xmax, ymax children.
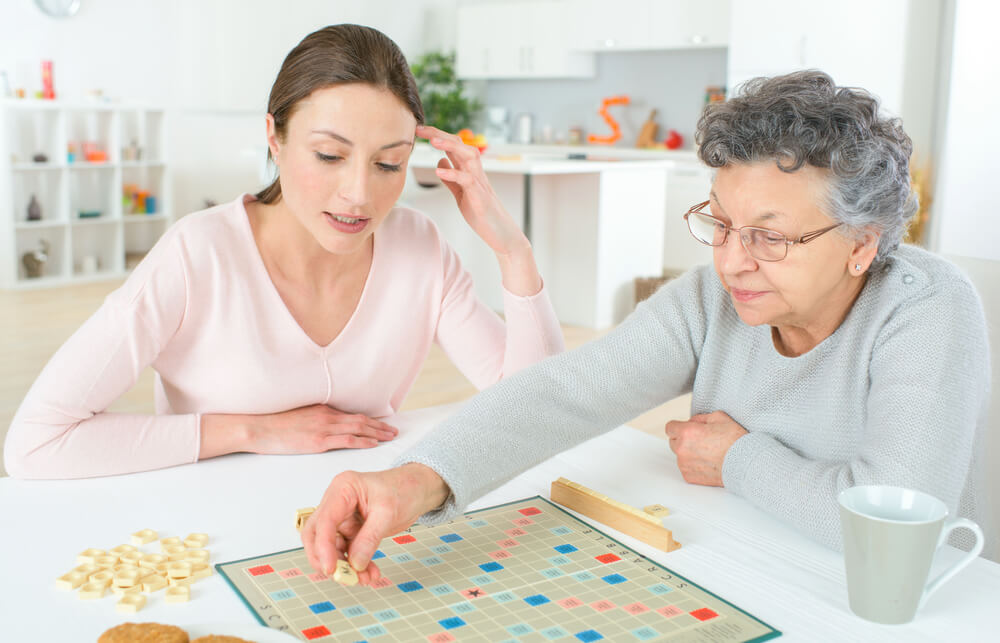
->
<box><xmin>696</xmin><ymin>70</ymin><xmax>918</xmax><ymax>265</ymax></box>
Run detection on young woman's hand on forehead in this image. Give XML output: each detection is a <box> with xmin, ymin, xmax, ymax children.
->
<box><xmin>416</xmin><ymin>124</ymin><xmax>529</xmax><ymax>258</ymax></box>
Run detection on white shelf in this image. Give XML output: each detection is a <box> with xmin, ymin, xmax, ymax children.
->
<box><xmin>1</xmin><ymin>101</ymin><xmax>171</xmax><ymax>288</ymax></box>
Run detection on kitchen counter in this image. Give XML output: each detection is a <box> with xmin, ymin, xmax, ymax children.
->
<box><xmin>409</xmin><ymin>142</ymin><xmax>696</xmax><ymax>178</ymax></box>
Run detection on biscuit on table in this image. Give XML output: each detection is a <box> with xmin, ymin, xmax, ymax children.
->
<box><xmin>97</xmin><ymin>621</ymin><xmax>189</xmax><ymax>643</ymax></box>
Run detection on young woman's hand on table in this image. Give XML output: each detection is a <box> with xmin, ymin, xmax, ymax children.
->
<box><xmin>300</xmin><ymin>463</ymin><xmax>451</xmax><ymax>584</ymax></box>
<box><xmin>199</xmin><ymin>405</ymin><xmax>398</xmax><ymax>459</ymax></box>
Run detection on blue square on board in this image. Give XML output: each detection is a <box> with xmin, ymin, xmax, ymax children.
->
<box><xmin>431</xmin><ymin>544</ymin><xmax>454</xmax><ymax>555</ymax></box>
<box><xmin>539</xmin><ymin>567</ymin><xmax>564</xmax><ymax>579</ymax></box>
<box><xmin>421</xmin><ymin>556</ymin><xmax>444</xmax><ymax>566</ymax></box>
<box><xmin>371</xmin><ymin>549</ymin><xmax>386</xmax><ymax>560</ymax></box>
<box><xmin>268</xmin><ymin>589</ymin><xmax>295</xmax><ymax>601</ymax></box>
<box><xmin>551</xmin><ymin>526</ymin><xmax>573</xmax><ymax>535</ymax></box>
<box><xmin>397</xmin><ymin>580</ymin><xmax>424</xmax><ymax>593</ymax></box>
<box><xmin>430</xmin><ymin>584</ymin><xmax>455</xmax><ymax>596</ymax></box>
<box><xmin>373</xmin><ymin>608</ymin><xmax>401</xmax><ymax>622</ymax></box>
<box><xmin>469</xmin><ymin>519</ymin><xmax>489</xmax><ymax>527</ymax></box>
<box><xmin>479</xmin><ymin>562</ymin><xmax>503</xmax><ymax>573</ymax></box>
<box><xmin>554</xmin><ymin>544</ymin><xmax>578</xmax><ymax>554</ymax></box>
<box><xmin>602</xmin><ymin>573</ymin><xmax>627</xmax><ymax>585</ymax></box>
<box><xmin>450</xmin><ymin>601</ymin><xmax>476</xmax><ymax>614</ymax></box>
<box><xmin>342</xmin><ymin>605</ymin><xmax>367</xmax><ymax>618</ymax></box>
<box><xmin>542</xmin><ymin>626</ymin><xmax>570</xmax><ymax>639</ymax></box>
<box><xmin>438</xmin><ymin>617</ymin><xmax>467</xmax><ymax>630</ymax></box>
<box><xmin>440</xmin><ymin>533</ymin><xmax>463</xmax><ymax>543</ymax></box>
<box><xmin>647</xmin><ymin>583</ymin><xmax>672</xmax><ymax>595</ymax></box>
<box><xmin>632</xmin><ymin>626</ymin><xmax>660</xmax><ymax>640</ymax></box>
<box><xmin>308</xmin><ymin>601</ymin><xmax>335</xmax><ymax>614</ymax></box>
<box><xmin>548</xmin><ymin>556</ymin><xmax>571</xmax><ymax>566</ymax></box>
<box><xmin>575</xmin><ymin>630</ymin><xmax>605</xmax><ymax>642</ymax></box>
<box><xmin>507</xmin><ymin>624</ymin><xmax>533</xmax><ymax>636</ymax></box>
<box><xmin>524</xmin><ymin>594</ymin><xmax>551</xmax><ymax>606</ymax></box>
<box><xmin>359</xmin><ymin>625</ymin><xmax>388</xmax><ymax>637</ymax></box>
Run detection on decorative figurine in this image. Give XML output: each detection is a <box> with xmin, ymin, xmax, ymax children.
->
<box><xmin>27</xmin><ymin>195</ymin><xmax>42</xmax><ymax>221</ymax></box>
<box><xmin>33</xmin><ymin>152</ymin><xmax>48</xmax><ymax>163</ymax></box>
<box><xmin>22</xmin><ymin>239</ymin><xmax>50</xmax><ymax>278</ymax></box>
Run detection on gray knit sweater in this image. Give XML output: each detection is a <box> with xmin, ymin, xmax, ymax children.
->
<box><xmin>397</xmin><ymin>245</ymin><xmax>991</xmax><ymax>552</ymax></box>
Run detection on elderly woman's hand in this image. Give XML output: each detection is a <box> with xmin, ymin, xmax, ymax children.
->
<box><xmin>665</xmin><ymin>411</ymin><xmax>748</xmax><ymax>486</ymax></box>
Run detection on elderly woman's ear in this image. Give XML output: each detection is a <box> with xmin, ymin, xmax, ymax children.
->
<box><xmin>849</xmin><ymin>230</ymin><xmax>880</xmax><ymax>275</ymax></box>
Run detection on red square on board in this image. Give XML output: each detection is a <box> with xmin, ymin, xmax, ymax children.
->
<box><xmin>393</xmin><ymin>534</ymin><xmax>417</xmax><ymax>544</ymax></box>
<box><xmin>518</xmin><ymin>507</ymin><xmax>542</xmax><ymax>516</ymax></box>
<box><xmin>247</xmin><ymin>564</ymin><xmax>274</xmax><ymax>576</ymax></box>
<box><xmin>302</xmin><ymin>625</ymin><xmax>331</xmax><ymax>639</ymax></box>
<box><xmin>691</xmin><ymin>607</ymin><xmax>719</xmax><ymax>621</ymax></box>
<box><xmin>595</xmin><ymin>553</ymin><xmax>621</xmax><ymax>564</ymax></box>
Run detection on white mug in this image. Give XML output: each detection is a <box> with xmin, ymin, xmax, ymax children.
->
<box><xmin>838</xmin><ymin>485</ymin><xmax>984</xmax><ymax>624</ymax></box>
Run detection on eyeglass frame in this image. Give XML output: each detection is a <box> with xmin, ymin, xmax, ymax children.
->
<box><xmin>683</xmin><ymin>200</ymin><xmax>843</xmax><ymax>262</ymax></box>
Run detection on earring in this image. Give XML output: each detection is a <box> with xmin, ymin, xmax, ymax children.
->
<box><xmin>854</xmin><ymin>263</ymin><xmax>862</xmax><ymax>272</ymax></box>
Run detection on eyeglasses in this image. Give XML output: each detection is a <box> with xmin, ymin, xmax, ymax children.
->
<box><xmin>683</xmin><ymin>200</ymin><xmax>843</xmax><ymax>262</ymax></box>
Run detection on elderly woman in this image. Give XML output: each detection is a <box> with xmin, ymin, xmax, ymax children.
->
<box><xmin>299</xmin><ymin>70</ymin><xmax>990</xmax><ymax>581</ymax></box>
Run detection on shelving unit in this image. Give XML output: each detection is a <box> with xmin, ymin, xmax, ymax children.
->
<box><xmin>0</xmin><ymin>99</ymin><xmax>171</xmax><ymax>288</ymax></box>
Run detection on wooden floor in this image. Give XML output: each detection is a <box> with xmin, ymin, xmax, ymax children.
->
<box><xmin>0</xmin><ymin>279</ymin><xmax>689</xmax><ymax>477</ymax></box>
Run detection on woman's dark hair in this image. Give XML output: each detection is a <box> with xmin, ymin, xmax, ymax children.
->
<box><xmin>256</xmin><ymin>24</ymin><xmax>425</xmax><ymax>204</ymax></box>
<box><xmin>696</xmin><ymin>70</ymin><xmax>917</xmax><ymax>264</ymax></box>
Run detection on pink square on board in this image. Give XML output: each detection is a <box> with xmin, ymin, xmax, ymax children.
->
<box><xmin>427</xmin><ymin>634</ymin><xmax>455</xmax><ymax>643</ymax></box>
<box><xmin>462</xmin><ymin>587</ymin><xmax>487</xmax><ymax>599</ymax></box>
<box><xmin>658</xmin><ymin>605</ymin><xmax>684</xmax><ymax>618</ymax></box>
<box><xmin>557</xmin><ymin>597</ymin><xmax>584</xmax><ymax>609</ymax></box>
<box><xmin>624</xmin><ymin>602</ymin><xmax>649</xmax><ymax>615</ymax></box>
<box><xmin>308</xmin><ymin>572</ymin><xmax>328</xmax><ymax>582</ymax></box>
<box><xmin>278</xmin><ymin>568</ymin><xmax>303</xmax><ymax>579</ymax></box>
<box><xmin>489</xmin><ymin>550</ymin><xmax>513</xmax><ymax>560</ymax></box>
<box><xmin>512</xmin><ymin>517</ymin><xmax>534</xmax><ymax>526</ymax></box>
<box><xmin>504</xmin><ymin>528</ymin><xmax>527</xmax><ymax>537</ymax></box>
<box><xmin>497</xmin><ymin>539</ymin><xmax>520</xmax><ymax>548</ymax></box>
<box><xmin>370</xmin><ymin>577</ymin><xmax>394</xmax><ymax>589</ymax></box>
<box><xmin>590</xmin><ymin>600</ymin><xmax>616</xmax><ymax>612</ymax></box>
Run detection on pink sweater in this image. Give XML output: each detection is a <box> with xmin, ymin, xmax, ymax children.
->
<box><xmin>5</xmin><ymin>195</ymin><xmax>564</xmax><ymax>479</ymax></box>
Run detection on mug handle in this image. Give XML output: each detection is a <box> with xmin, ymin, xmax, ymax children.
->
<box><xmin>919</xmin><ymin>518</ymin><xmax>984</xmax><ymax>608</ymax></box>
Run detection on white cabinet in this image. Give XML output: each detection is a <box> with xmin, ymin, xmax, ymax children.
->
<box><xmin>456</xmin><ymin>1</ymin><xmax>595</xmax><ymax>79</ymax></box>
<box><xmin>0</xmin><ymin>100</ymin><xmax>171</xmax><ymax>289</ymax></box>
<box><xmin>727</xmin><ymin>0</ymin><xmax>943</xmax><ymax>155</ymax></box>
<box><xmin>570</xmin><ymin>0</ymin><xmax>730</xmax><ymax>51</ymax></box>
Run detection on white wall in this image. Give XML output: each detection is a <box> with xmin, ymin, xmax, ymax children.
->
<box><xmin>931</xmin><ymin>0</ymin><xmax>1000</xmax><ymax>560</ymax></box>
<box><xmin>0</xmin><ymin>0</ymin><xmax>458</xmax><ymax>217</ymax></box>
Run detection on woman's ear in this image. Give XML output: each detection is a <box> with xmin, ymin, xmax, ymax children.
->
<box><xmin>265</xmin><ymin>114</ymin><xmax>282</xmax><ymax>166</ymax></box>
<box><xmin>849</xmin><ymin>229</ymin><xmax>880</xmax><ymax>274</ymax></box>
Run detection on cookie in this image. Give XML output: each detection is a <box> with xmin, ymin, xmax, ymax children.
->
<box><xmin>98</xmin><ymin>622</ymin><xmax>189</xmax><ymax>643</ymax></box>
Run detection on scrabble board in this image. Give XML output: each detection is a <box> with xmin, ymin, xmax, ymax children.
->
<box><xmin>217</xmin><ymin>497</ymin><xmax>780</xmax><ymax>642</ymax></box>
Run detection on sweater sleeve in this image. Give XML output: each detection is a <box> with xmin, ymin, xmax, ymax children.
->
<box><xmin>397</xmin><ymin>268</ymin><xmax>709</xmax><ymax>523</ymax></box>
<box><xmin>433</xmin><ymin>239</ymin><xmax>565</xmax><ymax>390</ymax></box>
<box><xmin>4</xmin><ymin>234</ymin><xmax>200</xmax><ymax>479</ymax></box>
<box><xmin>721</xmin><ymin>277</ymin><xmax>990</xmax><ymax>550</ymax></box>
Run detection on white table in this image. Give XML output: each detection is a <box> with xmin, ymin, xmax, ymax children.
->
<box><xmin>1</xmin><ymin>403</ymin><xmax>997</xmax><ymax>641</ymax></box>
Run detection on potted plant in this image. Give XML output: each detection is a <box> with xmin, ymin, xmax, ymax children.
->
<box><xmin>409</xmin><ymin>51</ymin><xmax>481</xmax><ymax>134</ymax></box>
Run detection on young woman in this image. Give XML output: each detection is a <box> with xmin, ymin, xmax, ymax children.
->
<box><xmin>5</xmin><ymin>25</ymin><xmax>564</xmax><ymax>479</ymax></box>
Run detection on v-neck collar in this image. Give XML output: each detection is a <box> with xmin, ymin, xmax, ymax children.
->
<box><xmin>237</xmin><ymin>194</ymin><xmax>379</xmax><ymax>352</ymax></box>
